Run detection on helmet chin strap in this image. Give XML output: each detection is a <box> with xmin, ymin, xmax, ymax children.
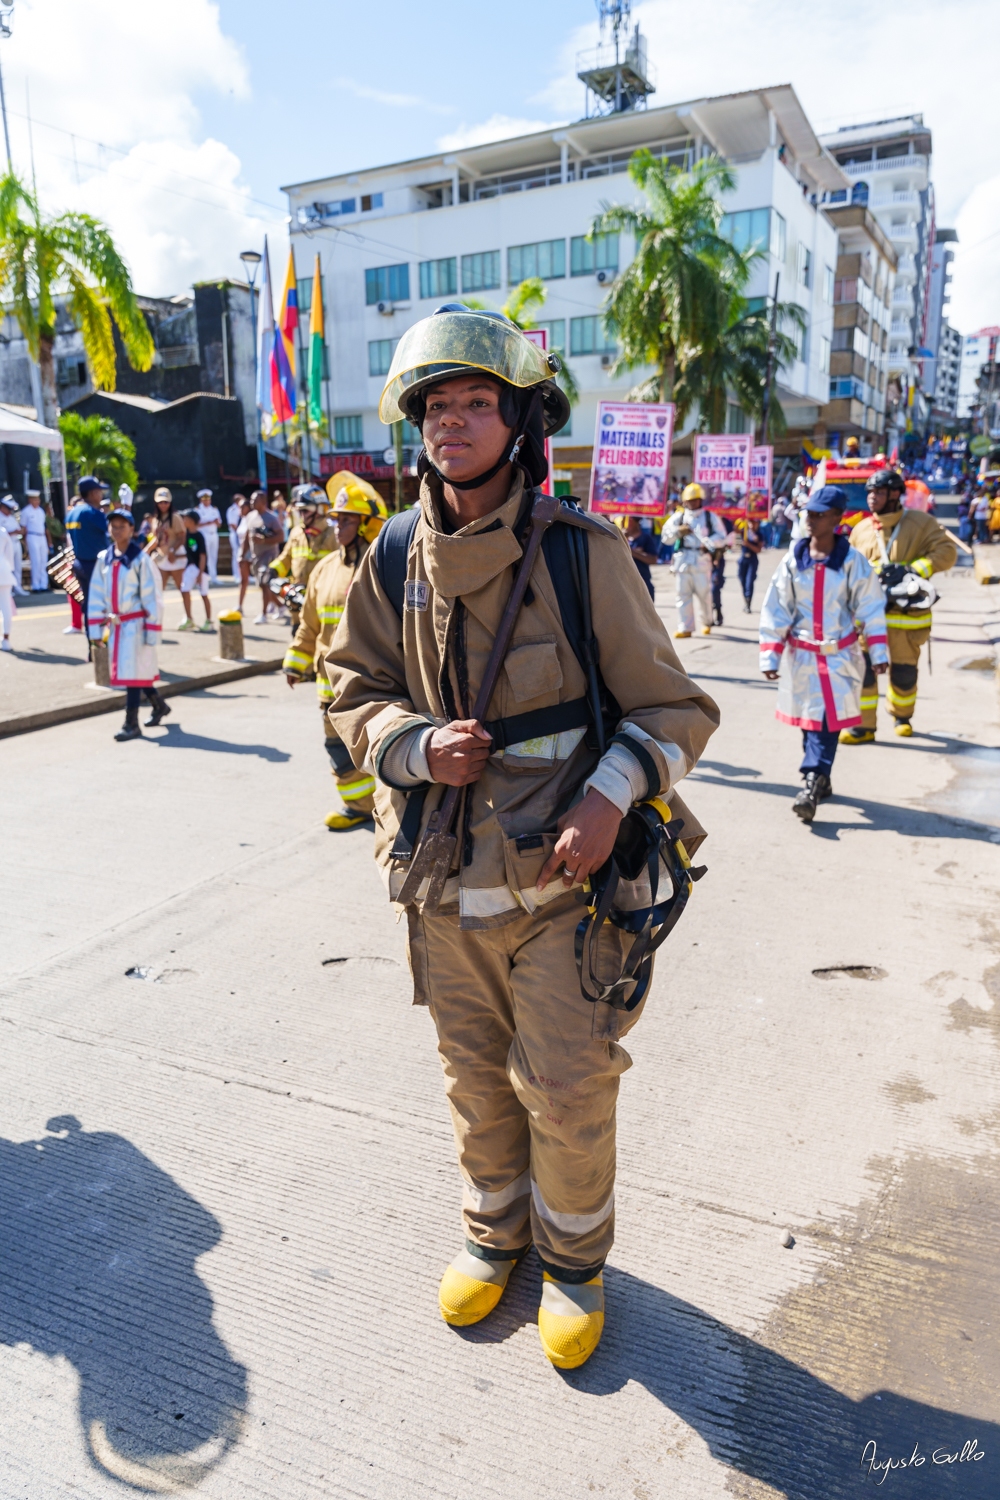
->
<box><xmin>424</xmin><ymin>433</ymin><xmax>525</xmax><ymax>492</ymax></box>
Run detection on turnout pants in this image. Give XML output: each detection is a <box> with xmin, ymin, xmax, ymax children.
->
<box><xmin>322</xmin><ymin>706</ymin><xmax>375</xmax><ymax>814</ymax></box>
<box><xmin>675</xmin><ymin>568</ymin><xmax>712</xmax><ymax>633</ymax></box>
<box><xmin>861</xmin><ymin>622</ymin><xmax>927</xmax><ymax>729</ymax></box>
<box><xmin>408</xmin><ymin>895</ymin><xmax>643</xmax><ymax>1278</ymax></box>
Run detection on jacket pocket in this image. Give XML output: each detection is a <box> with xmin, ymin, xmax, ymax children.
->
<box><xmin>500</xmin><ymin>828</ymin><xmax>579</xmax><ymax>914</ymax></box>
<box><xmin>503</xmin><ymin>637</ymin><xmax>563</xmax><ymax>705</ymax></box>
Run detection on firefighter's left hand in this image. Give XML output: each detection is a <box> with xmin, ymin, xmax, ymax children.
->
<box><xmin>538</xmin><ymin>788</ymin><xmax>623</xmax><ymax>891</ymax></box>
<box><xmin>873</xmin><ymin>662</ymin><xmax>888</xmax><ymax>674</ymax></box>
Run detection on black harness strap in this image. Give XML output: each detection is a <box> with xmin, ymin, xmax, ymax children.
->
<box><xmin>482</xmin><ymin>696</ymin><xmax>591</xmax><ymax>751</ymax></box>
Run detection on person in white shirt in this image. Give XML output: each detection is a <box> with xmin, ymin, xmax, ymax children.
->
<box><xmin>0</xmin><ymin>504</ymin><xmax>15</xmax><ymax>648</ymax></box>
<box><xmin>226</xmin><ymin>493</ymin><xmax>245</xmax><ymax>579</ymax></box>
<box><xmin>0</xmin><ymin>493</ymin><xmax>26</xmax><ymax>595</ymax></box>
<box><xmin>195</xmin><ymin>487</ymin><xmax>222</xmax><ymax>584</ymax></box>
<box><xmin>20</xmin><ymin>489</ymin><xmax>49</xmax><ymax>590</ymax></box>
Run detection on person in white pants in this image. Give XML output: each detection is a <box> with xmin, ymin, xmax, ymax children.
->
<box><xmin>226</xmin><ymin>494</ymin><xmax>245</xmax><ymax>579</ymax></box>
<box><xmin>662</xmin><ymin>482</ymin><xmax>728</xmax><ymax>637</ymax></box>
<box><xmin>0</xmin><ymin>514</ymin><xmax>14</xmax><ymax>649</ymax></box>
<box><xmin>0</xmin><ymin>494</ymin><xmax>26</xmax><ymax>595</ymax></box>
<box><xmin>20</xmin><ymin>489</ymin><xmax>49</xmax><ymax>590</ymax></box>
<box><xmin>195</xmin><ymin>487</ymin><xmax>222</xmax><ymax>584</ymax></box>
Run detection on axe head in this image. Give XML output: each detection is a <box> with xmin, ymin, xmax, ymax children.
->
<box><xmin>395</xmin><ymin>829</ymin><xmax>458</xmax><ymax>910</ymax></box>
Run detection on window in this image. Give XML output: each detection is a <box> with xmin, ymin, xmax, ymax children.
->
<box><xmin>876</xmin><ymin>141</ymin><xmax>909</xmax><ymax>160</ymax></box>
<box><xmin>461</xmin><ymin>250</ymin><xmax>500</xmax><ymax>292</ymax></box>
<box><xmin>508</xmin><ymin>239</ymin><xmax>565</xmax><ymax>283</ymax></box>
<box><xmin>834</xmin><ymin>277</ymin><xmax>858</xmax><ymax>304</ymax></box>
<box><xmin>365</xmin><ymin>263</ymin><xmax>410</xmax><ymax>306</ymax></box>
<box><xmin>323</xmin><ymin>198</ymin><xmax>356</xmax><ymax>218</ymax></box>
<box><xmin>533</xmin><ymin>319</ymin><xmax>566</xmax><ymax>352</ymax></box>
<box><xmin>726</xmin><ymin>404</ymin><xmax>747</xmax><ymax>434</ymax></box>
<box><xmin>797</xmin><ymin>245</ymin><xmax>812</xmax><ymax>289</ymax></box>
<box><xmin>361</xmin><ymin>192</ymin><xmax>383</xmax><ymax>212</ymax></box>
<box><xmin>835</xmin><ymin>149</ymin><xmax>872</xmax><ymax>166</ymax></box>
<box><xmin>570</xmin><ymin>232</ymin><xmax>619</xmax><ymax>276</ymax></box>
<box><xmin>334</xmin><ymin>415</ymin><xmax>363</xmax><ymax>449</ymax></box>
<box><xmin>829</xmin><ymin>376</ymin><xmax>865</xmax><ymax>401</ymax></box>
<box><xmin>56</xmin><ymin>355</ymin><xmax>87</xmax><ymax>386</ymax></box>
<box><xmin>823</xmin><ymin>266</ymin><xmax>834</xmax><ymax>304</ymax></box>
<box><xmin>569</xmin><ymin>316</ymin><xmax>616</xmax><ymax>356</ymax></box>
<box><xmin>820</xmin><ymin>335</ymin><xmax>831</xmax><ymax>374</ymax></box>
<box><xmin>419</xmin><ymin>257</ymin><xmax>457</xmax><ymax>300</ymax></box>
<box><xmin>827</xmin><ymin>189</ymin><xmax>847</xmax><ymax>204</ymax></box>
<box><xmin>368</xmin><ymin>338</ymin><xmax>399</xmax><ymax>377</ymax></box>
<box><xmin>718</xmin><ymin>207</ymin><xmax>785</xmax><ymax>261</ymax></box>
<box><xmin>851</xmin><ymin>181</ymin><xmax>869</xmax><ymax>206</ymax></box>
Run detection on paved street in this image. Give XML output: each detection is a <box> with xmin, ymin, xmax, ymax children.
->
<box><xmin>1</xmin><ymin>555</ymin><xmax>999</xmax><ymax>1500</ymax></box>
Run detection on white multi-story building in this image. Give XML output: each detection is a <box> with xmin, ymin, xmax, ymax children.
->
<box><xmin>281</xmin><ymin>84</ymin><xmax>846</xmax><ymax>487</ymax></box>
<box><xmin>923</xmin><ymin>228</ymin><xmax>956</xmax><ymax>407</ymax></box>
<box><xmin>817</xmin><ymin>116</ymin><xmax>934</xmax><ymax>381</ymax></box>
<box><xmin>931</xmin><ymin>320</ymin><xmax>962</xmax><ymax>423</ymax></box>
<box><xmin>958</xmin><ymin>327</ymin><xmax>1000</xmax><ymax>425</ymax></box>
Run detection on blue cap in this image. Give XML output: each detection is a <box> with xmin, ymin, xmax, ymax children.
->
<box><xmin>803</xmin><ymin>485</ymin><xmax>847</xmax><ymax>513</ymax></box>
<box><xmin>79</xmin><ymin>475</ymin><xmax>103</xmax><ymax>497</ymax></box>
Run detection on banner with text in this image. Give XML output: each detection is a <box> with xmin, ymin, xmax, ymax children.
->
<box><xmin>749</xmin><ymin>444</ymin><xmax>773</xmax><ymax>515</ymax></box>
<box><xmin>589</xmin><ymin>400</ymin><xmax>675</xmax><ymax>516</ymax></box>
<box><xmin>693</xmin><ymin>434</ymin><xmax>752</xmax><ymax>518</ymax></box>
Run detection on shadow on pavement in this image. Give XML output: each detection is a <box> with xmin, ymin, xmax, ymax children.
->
<box><xmin>0</xmin><ymin>1115</ymin><xmax>247</xmax><ymax>1491</ymax></box>
<box><xmin>145</xmin><ymin>723</ymin><xmax>291</xmax><ymax>761</ymax></box>
<box><xmin>689</xmin><ymin>773</ymin><xmax>1000</xmax><ymax>845</ymax></box>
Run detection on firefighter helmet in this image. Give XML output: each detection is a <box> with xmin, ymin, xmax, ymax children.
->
<box><xmin>866</xmin><ymin>467</ymin><xmax>905</xmax><ymax>496</ymax></box>
<box><xmin>682</xmin><ymin>482</ymin><xmax>705</xmax><ymax>505</ymax></box>
<box><xmin>325</xmin><ymin>471</ymin><xmax>389</xmax><ymax>543</ymax></box>
<box><xmin>378</xmin><ymin>305</ymin><xmax>570</xmax><ymax>437</ymax></box>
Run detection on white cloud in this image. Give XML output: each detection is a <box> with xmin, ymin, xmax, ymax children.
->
<box><xmin>1</xmin><ymin>0</ymin><xmax>284</xmax><ymax>297</ymax></box>
<box><xmin>338</xmin><ymin>79</ymin><xmax>453</xmax><ymax>115</ymax></box>
<box><xmin>437</xmin><ymin>115</ymin><xmax>566</xmax><ymax>152</ymax></box>
<box><xmin>950</xmin><ymin>175</ymin><xmax>1000</xmax><ymax>334</ymax></box>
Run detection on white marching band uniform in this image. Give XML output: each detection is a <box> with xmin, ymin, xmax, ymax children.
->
<box><xmin>20</xmin><ymin>504</ymin><xmax>49</xmax><ymax>589</ymax></box>
<box><xmin>87</xmin><ymin>540</ymin><xmax>163</xmax><ymax>687</ymax></box>
<box><xmin>759</xmin><ymin>536</ymin><xmax>888</xmax><ymax>730</ymax></box>
<box><xmin>663</xmin><ymin>507</ymin><xmax>728</xmax><ymax>633</ymax></box>
<box><xmin>196</xmin><ymin>500</ymin><xmax>222</xmax><ymax>584</ymax></box>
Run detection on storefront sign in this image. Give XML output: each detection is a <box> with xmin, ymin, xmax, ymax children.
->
<box><xmin>320</xmin><ymin>451</ymin><xmax>395</xmax><ymax>480</ymax></box>
<box><xmin>588</xmin><ymin>400</ymin><xmax>675</xmax><ymax>516</ymax></box>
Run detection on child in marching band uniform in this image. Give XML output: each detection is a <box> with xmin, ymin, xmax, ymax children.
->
<box><xmin>88</xmin><ymin>508</ymin><xmax>170</xmax><ymax>741</ymax></box>
<box><xmin>758</xmin><ymin>486</ymin><xmax>887</xmax><ymax>824</ymax></box>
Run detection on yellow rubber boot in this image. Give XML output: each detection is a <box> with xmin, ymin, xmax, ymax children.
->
<box><xmin>894</xmin><ymin>720</ymin><xmax>913</xmax><ymax>738</ymax></box>
<box><xmin>324</xmin><ymin>809</ymin><xmax>371</xmax><ymax>831</ymax></box>
<box><xmin>538</xmin><ymin>1271</ymin><xmax>605</xmax><ymax>1370</ymax></box>
<box><xmin>700</xmin><ymin>625</ymin><xmax>711</xmax><ymax>635</ymax></box>
<box><xmin>439</xmin><ymin>1247</ymin><xmax>524</xmax><ymax>1327</ymax></box>
<box><xmin>839</xmin><ymin>727</ymin><xmax>875</xmax><ymax>745</ymax></box>
<box><xmin>673</xmin><ymin>630</ymin><xmax>691</xmax><ymax>639</ymax></box>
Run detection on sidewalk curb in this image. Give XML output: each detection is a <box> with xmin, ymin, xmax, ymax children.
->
<box><xmin>0</xmin><ymin>657</ymin><xmax>284</xmax><ymax>739</ymax></box>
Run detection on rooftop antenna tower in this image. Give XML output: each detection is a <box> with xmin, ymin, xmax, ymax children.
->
<box><xmin>577</xmin><ymin>1</ymin><xmax>655</xmax><ymax>118</ymax></box>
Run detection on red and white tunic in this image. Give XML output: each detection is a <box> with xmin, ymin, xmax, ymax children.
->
<box><xmin>759</xmin><ymin>535</ymin><xmax>887</xmax><ymax>731</ymax></box>
<box><xmin>87</xmin><ymin>541</ymin><xmax>163</xmax><ymax>687</ymax></box>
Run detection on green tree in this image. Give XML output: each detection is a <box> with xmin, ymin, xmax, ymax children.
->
<box><xmin>0</xmin><ymin>173</ymin><xmax>153</xmax><ymax>430</ymax></box>
<box><xmin>591</xmin><ymin>151</ymin><xmax>747</xmax><ymax>403</ymax></box>
<box><xmin>673</xmin><ymin>288</ymin><xmax>805</xmax><ymax>437</ymax></box>
<box><xmin>58</xmin><ymin>411</ymin><xmax>138</xmax><ymax>492</ymax></box>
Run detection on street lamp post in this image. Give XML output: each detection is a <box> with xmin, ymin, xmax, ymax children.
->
<box><xmin>240</xmin><ymin>249</ymin><xmax>266</xmax><ymax>490</ymax></box>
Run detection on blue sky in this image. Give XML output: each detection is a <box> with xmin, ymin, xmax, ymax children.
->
<box><xmin>4</xmin><ymin>0</ymin><xmax>999</xmax><ymax>328</ymax></box>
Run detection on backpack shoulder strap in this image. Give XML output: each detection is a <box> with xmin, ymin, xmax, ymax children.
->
<box><xmin>374</xmin><ymin>507</ymin><xmax>420</xmax><ymax>619</ymax></box>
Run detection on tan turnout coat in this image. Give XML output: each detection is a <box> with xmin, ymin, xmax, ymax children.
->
<box><xmin>849</xmin><ymin>507</ymin><xmax>957</xmax><ymax>657</ymax></box>
<box><xmin>326</xmin><ymin>472</ymin><xmax>719</xmax><ymax>931</ymax></box>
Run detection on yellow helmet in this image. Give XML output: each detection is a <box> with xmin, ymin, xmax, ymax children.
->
<box><xmin>325</xmin><ymin>471</ymin><xmax>389</xmax><ymax>543</ymax></box>
<box><xmin>682</xmin><ymin>482</ymin><xmax>705</xmax><ymax>504</ymax></box>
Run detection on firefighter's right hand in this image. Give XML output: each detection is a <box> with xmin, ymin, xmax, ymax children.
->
<box><xmin>427</xmin><ymin>719</ymin><xmax>493</xmax><ymax>785</ymax></box>
<box><xmin>285</xmin><ymin>673</ymin><xmax>300</xmax><ymax>688</ymax></box>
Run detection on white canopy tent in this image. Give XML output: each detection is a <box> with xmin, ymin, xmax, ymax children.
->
<box><xmin>0</xmin><ymin>402</ymin><xmax>69</xmax><ymax>507</ymax></box>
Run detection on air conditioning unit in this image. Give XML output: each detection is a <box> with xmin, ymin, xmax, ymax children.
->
<box><xmin>600</xmin><ymin>353</ymin><xmax>614</xmax><ymax>368</ymax></box>
<box><xmin>596</xmin><ymin>269</ymin><xmax>611</xmax><ymax>284</ymax></box>
<box><xmin>377</xmin><ymin>300</ymin><xmax>393</xmax><ymax>316</ymax></box>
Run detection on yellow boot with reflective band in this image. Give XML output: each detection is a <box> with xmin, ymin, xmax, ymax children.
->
<box><xmin>538</xmin><ymin>1271</ymin><xmax>605</xmax><ymax>1370</ymax></box>
<box><xmin>839</xmin><ymin>727</ymin><xmax>875</xmax><ymax>745</ymax></box>
<box><xmin>324</xmin><ymin>809</ymin><xmax>371</xmax><ymax>831</ymax></box>
<box><xmin>439</xmin><ymin>1246</ymin><xmax>526</xmax><ymax>1327</ymax></box>
<box><xmin>894</xmin><ymin>720</ymin><xmax>913</xmax><ymax>738</ymax></box>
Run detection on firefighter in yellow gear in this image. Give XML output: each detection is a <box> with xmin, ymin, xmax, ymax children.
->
<box><xmin>271</xmin><ymin>485</ymin><xmax>338</xmax><ymax>636</ymax></box>
<box><xmin>284</xmin><ymin>474</ymin><xmax>389</xmax><ymax>828</ymax></box>
<box><xmin>841</xmin><ymin>468</ymin><xmax>956</xmax><ymax>743</ymax></box>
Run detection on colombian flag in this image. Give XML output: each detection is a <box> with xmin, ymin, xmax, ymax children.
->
<box><xmin>308</xmin><ymin>252</ymin><xmax>325</xmax><ymax>426</ymax></box>
<box><xmin>272</xmin><ymin>248</ymin><xmax>298</xmax><ymax>422</ymax></box>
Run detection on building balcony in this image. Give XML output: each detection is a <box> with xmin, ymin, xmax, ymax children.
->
<box><xmin>870</xmin><ymin>189</ymin><xmax>919</xmax><ymax>209</ymax></box>
<box><xmin>840</xmin><ymin>154</ymin><xmax>927</xmax><ymax>179</ymax></box>
<box><xmin>887</xmin><ymin>222</ymin><xmax>918</xmax><ymax>252</ymax></box>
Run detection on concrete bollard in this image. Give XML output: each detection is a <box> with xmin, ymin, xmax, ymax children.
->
<box><xmin>218</xmin><ymin>612</ymin><xmax>245</xmax><ymax>661</ymax></box>
<box><xmin>92</xmin><ymin>640</ymin><xmax>111</xmax><ymax>688</ymax></box>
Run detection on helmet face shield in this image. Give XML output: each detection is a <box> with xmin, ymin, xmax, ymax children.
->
<box><xmin>379</xmin><ymin>310</ymin><xmax>558</xmax><ymax>427</ymax></box>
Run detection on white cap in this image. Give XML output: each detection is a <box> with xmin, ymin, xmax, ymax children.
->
<box><xmin>25</xmin><ymin>488</ymin><xmax>41</xmax><ymax>498</ymax></box>
<box><xmin>0</xmin><ymin>492</ymin><xmax>16</xmax><ymax>509</ymax></box>
<box><xmin>196</xmin><ymin>487</ymin><xmax>212</xmax><ymax>498</ymax></box>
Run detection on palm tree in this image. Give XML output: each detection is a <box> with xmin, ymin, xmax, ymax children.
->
<box><xmin>673</xmin><ymin>288</ymin><xmax>805</xmax><ymax>437</ymax></box>
<box><xmin>0</xmin><ymin>173</ymin><xmax>153</xmax><ymax>430</ymax></box>
<box><xmin>500</xmin><ymin>278</ymin><xmax>580</xmax><ymax>408</ymax></box>
<box><xmin>591</xmin><ymin>151</ymin><xmax>748</xmax><ymax>403</ymax></box>
<box><xmin>59</xmin><ymin>411</ymin><xmax>138</xmax><ymax>491</ymax></box>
